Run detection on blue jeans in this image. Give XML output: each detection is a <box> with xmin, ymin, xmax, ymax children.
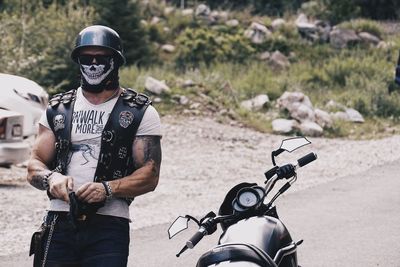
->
<box><xmin>42</xmin><ymin>212</ymin><xmax>130</xmax><ymax>267</ymax></box>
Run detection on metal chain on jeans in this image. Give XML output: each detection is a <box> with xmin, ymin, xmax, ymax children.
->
<box><xmin>42</xmin><ymin>214</ymin><xmax>58</xmax><ymax>267</ymax></box>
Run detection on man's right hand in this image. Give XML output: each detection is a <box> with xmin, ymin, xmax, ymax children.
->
<box><xmin>48</xmin><ymin>173</ymin><xmax>74</xmax><ymax>203</ymax></box>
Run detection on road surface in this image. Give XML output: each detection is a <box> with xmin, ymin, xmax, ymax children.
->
<box><xmin>2</xmin><ymin>159</ymin><xmax>399</xmax><ymax>266</ymax></box>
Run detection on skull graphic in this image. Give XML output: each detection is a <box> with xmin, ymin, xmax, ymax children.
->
<box><xmin>80</xmin><ymin>58</ymin><xmax>114</xmax><ymax>85</ymax></box>
<box><xmin>53</xmin><ymin>114</ymin><xmax>65</xmax><ymax>131</ymax></box>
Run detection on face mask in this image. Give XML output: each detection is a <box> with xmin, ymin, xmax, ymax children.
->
<box><xmin>79</xmin><ymin>57</ymin><xmax>119</xmax><ymax>92</ymax></box>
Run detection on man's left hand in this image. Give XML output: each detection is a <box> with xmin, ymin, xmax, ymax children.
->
<box><xmin>76</xmin><ymin>182</ymin><xmax>106</xmax><ymax>203</ymax></box>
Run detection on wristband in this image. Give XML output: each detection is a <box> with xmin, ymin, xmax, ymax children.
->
<box><xmin>101</xmin><ymin>181</ymin><xmax>113</xmax><ymax>200</ymax></box>
<box><xmin>42</xmin><ymin>171</ymin><xmax>54</xmax><ymax>190</ymax></box>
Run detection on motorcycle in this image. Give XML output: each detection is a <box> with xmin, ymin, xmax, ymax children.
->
<box><xmin>168</xmin><ymin>136</ymin><xmax>317</xmax><ymax>267</ymax></box>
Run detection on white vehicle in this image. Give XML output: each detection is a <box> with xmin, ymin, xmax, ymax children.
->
<box><xmin>0</xmin><ymin>109</ymin><xmax>30</xmax><ymax>166</ymax></box>
<box><xmin>0</xmin><ymin>73</ymin><xmax>48</xmax><ymax>138</ymax></box>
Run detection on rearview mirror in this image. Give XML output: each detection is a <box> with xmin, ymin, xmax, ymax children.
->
<box><xmin>168</xmin><ymin>216</ymin><xmax>189</xmax><ymax>239</ymax></box>
<box><xmin>271</xmin><ymin>137</ymin><xmax>311</xmax><ymax>166</ymax></box>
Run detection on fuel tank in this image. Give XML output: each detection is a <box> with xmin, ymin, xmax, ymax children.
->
<box><xmin>219</xmin><ymin>216</ymin><xmax>293</xmax><ymax>257</ymax></box>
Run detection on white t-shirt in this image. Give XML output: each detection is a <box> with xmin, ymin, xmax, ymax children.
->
<box><xmin>39</xmin><ymin>87</ymin><xmax>161</xmax><ymax>219</ymax></box>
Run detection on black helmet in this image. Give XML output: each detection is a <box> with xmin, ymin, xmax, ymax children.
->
<box><xmin>71</xmin><ymin>25</ymin><xmax>126</xmax><ymax>65</ymax></box>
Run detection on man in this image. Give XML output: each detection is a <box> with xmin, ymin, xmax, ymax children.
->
<box><xmin>27</xmin><ymin>25</ymin><xmax>162</xmax><ymax>267</ymax></box>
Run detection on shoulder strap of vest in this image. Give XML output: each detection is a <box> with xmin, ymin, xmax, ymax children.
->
<box><xmin>46</xmin><ymin>89</ymin><xmax>77</xmax><ymax>174</ymax></box>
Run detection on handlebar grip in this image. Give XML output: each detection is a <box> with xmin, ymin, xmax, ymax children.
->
<box><xmin>297</xmin><ymin>152</ymin><xmax>317</xmax><ymax>167</ymax></box>
<box><xmin>186</xmin><ymin>228</ymin><xmax>207</xmax><ymax>249</ymax></box>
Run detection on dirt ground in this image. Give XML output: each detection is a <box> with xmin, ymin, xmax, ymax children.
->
<box><xmin>1</xmin><ymin>115</ymin><xmax>400</xmax><ymax>256</ymax></box>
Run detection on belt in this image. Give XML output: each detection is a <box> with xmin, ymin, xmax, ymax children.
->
<box><xmin>48</xmin><ymin>211</ymin><xmax>88</xmax><ymax>221</ymax></box>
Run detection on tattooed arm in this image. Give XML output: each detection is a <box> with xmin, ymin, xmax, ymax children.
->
<box><xmin>27</xmin><ymin>124</ymin><xmax>73</xmax><ymax>202</ymax></box>
<box><xmin>27</xmin><ymin>125</ymin><xmax>57</xmax><ymax>190</ymax></box>
<box><xmin>108</xmin><ymin>135</ymin><xmax>162</xmax><ymax>198</ymax></box>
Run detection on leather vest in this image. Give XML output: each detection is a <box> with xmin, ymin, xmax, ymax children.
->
<box><xmin>46</xmin><ymin>88</ymin><xmax>151</xmax><ymax>205</ymax></box>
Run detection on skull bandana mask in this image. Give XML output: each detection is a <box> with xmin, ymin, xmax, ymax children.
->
<box><xmin>79</xmin><ymin>57</ymin><xmax>119</xmax><ymax>93</ymax></box>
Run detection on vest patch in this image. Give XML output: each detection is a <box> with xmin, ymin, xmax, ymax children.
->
<box><xmin>119</xmin><ymin>111</ymin><xmax>134</xmax><ymax>128</ymax></box>
<box><xmin>53</xmin><ymin>114</ymin><xmax>66</xmax><ymax>131</ymax></box>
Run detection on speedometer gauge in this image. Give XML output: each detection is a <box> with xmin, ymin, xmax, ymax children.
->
<box><xmin>237</xmin><ymin>188</ymin><xmax>260</xmax><ymax>208</ymax></box>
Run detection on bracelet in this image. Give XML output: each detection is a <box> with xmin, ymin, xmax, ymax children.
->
<box><xmin>101</xmin><ymin>181</ymin><xmax>113</xmax><ymax>200</ymax></box>
<box><xmin>42</xmin><ymin>171</ymin><xmax>54</xmax><ymax>190</ymax></box>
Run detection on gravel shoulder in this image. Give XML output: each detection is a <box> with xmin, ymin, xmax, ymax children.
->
<box><xmin>1</xmin><ymin>115</ymin><xmax>400</xmax><ymax>256</ymax></box>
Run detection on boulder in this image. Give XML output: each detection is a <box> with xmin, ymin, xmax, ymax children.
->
<box><xmin>377</xmin><ymin>41</ymin><xmax>389</xmax><ymax>49</ymax></box>
<box><xmin>161</xmin><ymin>44</ymin><xmax>176</xmax><ymax>53</ymax></box>
<box><xmin>182</xmin><ymin>8</ymin><xmax>194</xmax><ymax>16</ymax></box>
<box><xmin>271</xmin><ymin>18</ymin><xmax>286</xmax><ymax>31</ymax></box>
<box><xmin>195</xmin><ymin>4</ymin><xmax>211</xmax><ymax>17</ymax></box>
<box><xmin>299</xmin><ymin>121</ymin><xmax>323</xmax><ymax>137</ymax></box>
<box><xmin>325</xmin><ymin>99</ymin><xmax>346</xmax><ymax>111</ymax></box>
<box><xmin>226</xmin><ymin>19</ymin><xmax>239</xmax><ymax>27</ymax></box>
<box><xmin>289</xmin><ymin>102</ymin><xmax>315</xmax><ymax>122</ymax></box>
<box><xmin>272</xmin><ymin>119</ymin><xmax>298</xmax><ymax>134</ymax></box>
<box><xmin>259</xmin><ymin>51</ymin><xmax>271</xmax><ymax>61</ymax></box>
<box><xmin>358</xmin><ymin>32</ymin><xmax>380</xmax><ymax>45</ymax></box>
<box><xmin>315</xmin><ymin>108</ymin><xmax>333</xmax><ymax>128</ymax></box>
<box><xmin>182</xmin><ymin>79</ymin><xmax>196</xmax><ymax>88</ymax></box>
<box><xmin>277</xmin><ymin>91</ymin><xmax>313</xmax><ymax>111</ymax></box>
<box><xmin>330</xmin><ymin>28</ymin><xmax>361</xmax><ymax>49</ymax></box>
<box><xmin>244</xmin><ymin>22</ymin><xmax>272</xmax><ymax>44</ymax></box>
<box><xmin>150</xmin><ymin>16</ymin><xmax>161</xmax><ymax>25</ymax></box>
<box><xmin>269</xmin><ymin>51</ymin><xmax>290</xmax><ymax>69</ymax></box>
<box><xmin>240</xmin><ymin>94</ymin><xmax>270</xmax><ymax>111</ymax></box>
<box><xmin>164</xmin><ymin>7</ymin><xmax>175</xmax><ymax>16</ymax></box>
<box><xmin>345</xmin><ymin>108</ymin><xmax>364</xmax><ymax>123</ymax></box>
<box><xmin>145</xmin><ymin>76</ymin><xmax>170</xmax><ymax>95</ymax></box>
<box><xmin>179</xmin><ymin>95</ymin><xmax>190</xmax><ymax>105</ymax></box>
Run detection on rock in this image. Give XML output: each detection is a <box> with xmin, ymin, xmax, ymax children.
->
<box><xmin>377</xmin><ymin>41</ymin><xmax>389</xmax><ymax>49</ymax></box>
<box><xmin>295</xmin><ymin>13</ymin><xmax>309</xmax><ymax>25</ymax></box>
<box><xmin>144</xmin><ymin>76</ymin><xmax>170</xmax><ymax>95</ymax></box>
<box><xmin>226</xmin><ymin>19</ymin><xmax>239</xmax><ymax>27</ymax></box>
<box><xmin>277</xmin><ymin>91</ymin><xmax>313</xmax><ymax>110</ymax></box>
<box><xmin>269</xmin><ymin>51</ymin><xmax>290</xmax><ymax>69</ymax></box>
<box><xmin>299</xmin><ymin>121</ymin><xmax>323</xmax><ymax>137</ymax></box>
<box><xmin>332</xmin><ymin>111</ymin><xmax>349</xmax><ymax>121</ymax></box>
<box><xmin>190</xmin><ymin>102</ymin><xmax>201</xmax><ymax>109</ymax></box>
<box><xmin>315</xmin><ymin>108</ymin><xmax>333</xmax><ymax>128</ymax></box>
<box><xmin>244</xmin><ymin>22</ymin><xmax>272</xmax><ymax>44</ymax></box>
<box><xmin>150</xmin><ymin>16</ymin><xmax>161</xmax><ymax>25</ymax></box>
<box><xmin>329</xmin><ymin>28</ymin><xmax>361</xmax><ymax>49</ymax></box>
<box><xmin>182</xmin><ymin>79</ymin><xmax>196</xmax><ymax>88</ymax></box>
<box><xmin>179</xmin><ymin>95</ymin><xmax>190</xmax><ymax>105</ymax></box>
<box><xmin>271</xmin><ymin>18</ymin><xmax>286</xmax><ymax>31</ymax></box>
<box><xmin>289</xmin><ymin>102</ymin><xmax>315</xmax><ymax>122</ymax></box>
<box><xmin>358</xmin><ymin>32</ymin><xmax>381</xmax><ymax>45</ymax></box>
<box><xmin>182</xmin><ymin>8</ymin><xmax>194</xmax><ymax>16</ymax></box>
<box><xmin>345</xmin><ymin>108</ymin><xmax>364</xmax><ymax>123</ymax></box>
<box><xmin>240</xmin><ymin>94</ymin><xmax>270</xmax><ymax>111</ymax></box>
<box><xmin>259</xmin><ymin>51</ymin><xmax>271</xmax><ymax>61</ymax></box>
<box><xmin>195</xmin><ymin>4</ymin><xmax>211</xmax><ymax>17</ymax></box>
<box><xmin>272</xmin><ymin>119</ymin><xmax>298</xmax><ymax>134</ymax></box>
<box><xmin>140</xmin><ymin>20</ymin><xmax>148</xmax><ymax>26</ymax></box>
<box><xmin>153</xmin><ymin>97</ymin><xmax>162</xmax><ymax>103</ymax></box>
<box><xmin>163</xmin><ymin>27</ymin><xmax>171</xmax><ymax>33</ymax></box>
<box><xmin>164</xmin><ymin>7</ymin><xmax>175</xmax><ymax>16</ymax></box>
<box><xmin>161</xmin><ymin>44</ymin><xmax>176</xmax><ymax>53</ymax></box>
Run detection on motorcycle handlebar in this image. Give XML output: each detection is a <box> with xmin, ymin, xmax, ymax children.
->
<box><xmin>186</xmin><ymin>227</ymin><xmax>207</xmax><ymax>249</ymax></box>
<box><xmin>297</xmin><ymin>152</ymin><xmax>317</xmax><ymax>167</ymax></box>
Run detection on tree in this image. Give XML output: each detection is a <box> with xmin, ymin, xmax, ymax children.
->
<box><xmin>88</xmin><ymin>0</ymin><xmax>155</xmax><ymax>66</ymax></box>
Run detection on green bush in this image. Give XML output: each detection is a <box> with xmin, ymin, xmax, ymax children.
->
<box><xmin>337</xmin><ymin>19</ymin><xmax>384</xmax><ymax>38</ymax></box>
<box><xmin>175</xmin><ymin>27</ymin><xmax>254</xmax><ymax>68</ymax></box>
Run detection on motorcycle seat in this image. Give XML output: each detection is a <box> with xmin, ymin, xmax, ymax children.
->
<box><xmin>196</xmin><ymin>243</ymin><xmax>278</xmax><ymax>267</ymax></box>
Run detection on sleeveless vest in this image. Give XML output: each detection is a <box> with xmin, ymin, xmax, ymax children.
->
<box><xmin>46</xmin><ymin>88</ymin><xmax>151</xmax><ymax>205</ymax></box>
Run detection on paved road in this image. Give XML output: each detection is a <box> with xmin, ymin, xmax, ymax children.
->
<box><xmin>2</xmin><ymin>160</ymin><xmax>399</xmax><ymax>266</ymax></box>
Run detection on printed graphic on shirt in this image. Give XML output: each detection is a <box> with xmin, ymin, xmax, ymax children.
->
<box><xmin>72</xmin><ymin>110</ymin><xmax>108</xmax><ymax>134</ymax></box>
<box><xmin>68</xmin><ymin>137</ymin><xmax>100</xmax><ymax>166</ymax></box>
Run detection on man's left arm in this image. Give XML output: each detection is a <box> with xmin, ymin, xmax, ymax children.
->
<box><xmin>110</xmin><ymin>135</ymin><xmax>162</xmax><ymax>198</ymax></box>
